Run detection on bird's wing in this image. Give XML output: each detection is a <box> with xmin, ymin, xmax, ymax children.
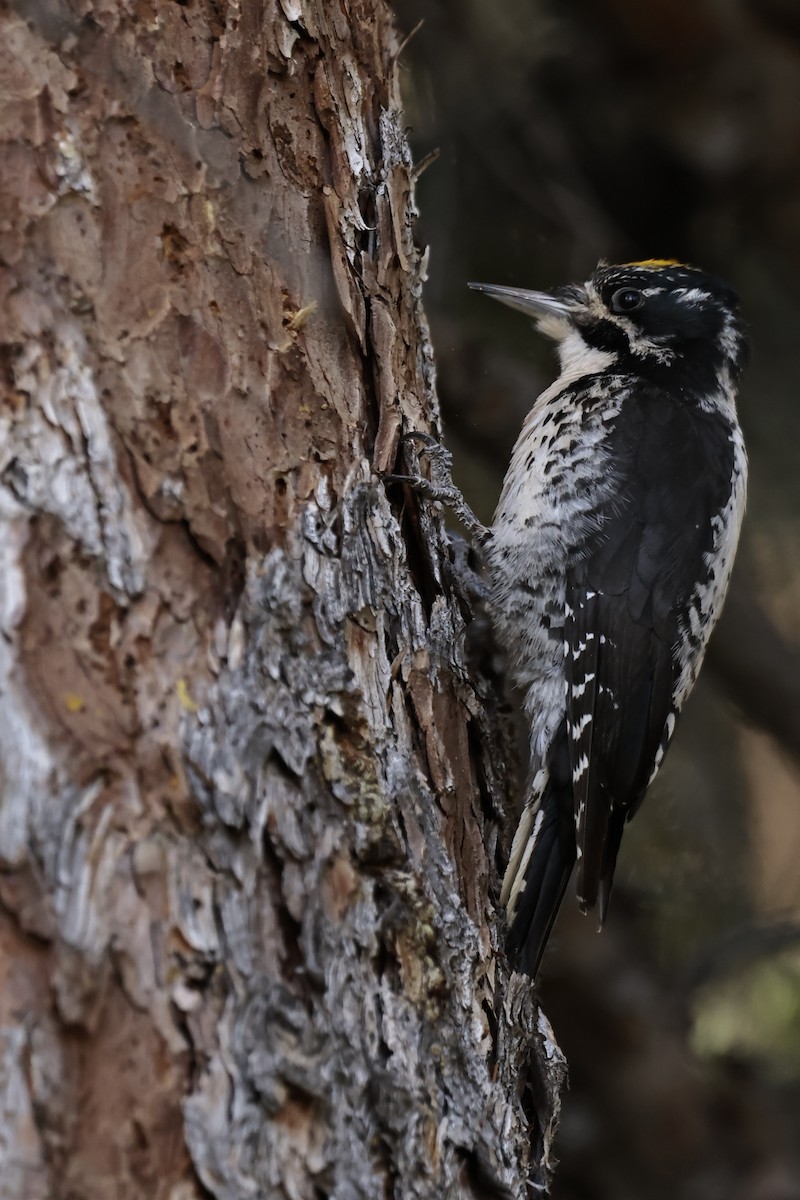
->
<box><xmin>566</xmin><ymin>387</ymin><xmax>736</xmax><ymax>918</ymax></box>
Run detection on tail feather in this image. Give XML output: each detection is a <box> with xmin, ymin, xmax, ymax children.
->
<box><xmin>503</xmin><ymin>728</ymin><xmax>576</xmax><ymax>978</ymax></box>
<box><xmin>597</xmin><ymin>806</ymin><xmax>627</xmax><ymax>926</ymax></box>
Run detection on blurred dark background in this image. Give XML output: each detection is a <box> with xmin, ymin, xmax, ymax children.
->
<box><xmin>393</xmin><ymin>1</ymin><xmax>800</xmax><ymax>1196</ymax></box>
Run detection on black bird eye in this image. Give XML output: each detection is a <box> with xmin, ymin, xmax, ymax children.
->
<box><xmin>610</xmin><ymin>287</ymin><xmax>643</xmax><ymax>313</ymax></box>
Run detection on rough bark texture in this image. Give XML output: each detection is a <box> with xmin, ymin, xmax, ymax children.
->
<box><xmin>0</xmin><ymin>2</ymin><xmax>563</xmax><ymax>1197</ymax></box>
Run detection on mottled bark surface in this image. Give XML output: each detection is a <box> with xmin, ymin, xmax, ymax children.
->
<box><xmin>0</xmin><ymin>2</ymin><xmax>563</xmax><ymax>1197</ymax></box>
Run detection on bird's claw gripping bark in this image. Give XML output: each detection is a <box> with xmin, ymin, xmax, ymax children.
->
<box><xmin>389</xmin><ymin>431</ymin><xmax>490</xmax><ymax>546</ymax></box>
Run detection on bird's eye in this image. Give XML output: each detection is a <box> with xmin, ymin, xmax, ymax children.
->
<box><xmin>610</xmin><ymin>287</ymin><xmax>643</xmax><ymax>313</ymax></box>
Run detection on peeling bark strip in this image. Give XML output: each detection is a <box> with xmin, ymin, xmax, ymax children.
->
<box><xmin>0</xmin><ymin>2</ymin><xmax>562</xmax><ymax>1197</ymax></box>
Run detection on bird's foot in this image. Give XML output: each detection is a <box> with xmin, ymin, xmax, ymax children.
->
<box><xmin>388</xmin><ymin>432</ymin><xmax>490</xmax><ymax>546</ymax></box>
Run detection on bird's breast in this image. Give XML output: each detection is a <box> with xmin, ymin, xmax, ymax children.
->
<box><xmin>491</xmin><ymin>376</ymin><xmax>625</xmax><ymax>575</ymax></box>
<box><xmin>484</xmin><ymin>375</ymin><xmax>625</xmax><ymax>736</ymax></box>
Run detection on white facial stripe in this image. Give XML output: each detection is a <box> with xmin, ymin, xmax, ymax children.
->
<box><xmin>580</xmin><ymin>281</ymin><xmax>675</xmax><ymax>363</ymax></box>
<box><xmin>583</xmin><ymin>277</ymin><xmax>744</xmax><ymax>369</ymax></box>
<box><xmin>626</xmin><ymin>330</ymin><xmax>674</xmax><ymax>363</ymax></box>
<box><xmin>674</xmin><ymin>287</ymin><xmax>710</xmax><ymax>305</ymax></box>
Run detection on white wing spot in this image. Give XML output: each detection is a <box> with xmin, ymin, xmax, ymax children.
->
<box><xmin>572</xmin><ymin>672</ymin><xmax>596</xmax><ymax>698</ymax></box>
<box><xmin>572</xmin><ymin>753</ymin><xmax>589</xmax><ymax>781</ymax></box>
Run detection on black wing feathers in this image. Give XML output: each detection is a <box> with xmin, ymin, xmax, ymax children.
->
<box><xmin>567</xmin><ymin>388</ymin><xmax>735</xmax><ymax>918</ymax></box>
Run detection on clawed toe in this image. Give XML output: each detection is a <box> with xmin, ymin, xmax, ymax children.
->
<box><xmin>400</xmin><ymin>430</ymin><xmax>445</xmax><ymax>452</ymax></box>
<box><xmin>385</xmin><ymin>430</ymin><xmax>490</xmax><ymax>546</ymax></box>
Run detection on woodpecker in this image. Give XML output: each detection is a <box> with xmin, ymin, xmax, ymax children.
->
<box><xmin>461</xmin><ymin>260</ymin><xmax>748</xmax><ymax>977</ymax></box>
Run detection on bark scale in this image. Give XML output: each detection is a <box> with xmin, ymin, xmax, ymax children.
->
<box><xmin>0</xmin><ymin>2</ymin><xmax>563</xmax><ymax>1196</ymax></box>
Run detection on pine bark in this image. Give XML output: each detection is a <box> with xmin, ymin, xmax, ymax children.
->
<box><xmin>0</xmin><ymin>2</ymin><xmax>563</xmax><ymax>1197</ymax></box>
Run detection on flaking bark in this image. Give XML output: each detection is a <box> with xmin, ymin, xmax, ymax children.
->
<box><xmin>0</xmin><ymin>1</ymin><xmax>563</xmax><ymax>1196</ymax></box>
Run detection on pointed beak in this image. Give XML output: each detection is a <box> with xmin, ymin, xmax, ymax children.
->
<box><xmin>468</xmin><ymin>281</ymin><xmax>574</xmax><ymax>323</ymax></box>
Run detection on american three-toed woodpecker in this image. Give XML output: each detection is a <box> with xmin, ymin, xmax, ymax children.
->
<box><xmin>467</xmin><ymin>260</ymin><xmax>748</xmax><ymax>978</ymax></box>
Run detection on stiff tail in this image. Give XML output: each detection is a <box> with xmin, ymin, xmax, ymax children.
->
<box><xmin>501</xmin><ymin>733</ymin><xmax>576</xmax><ymax>978</ymax></box>
<box><xmin>597</xmin><ymin>806</ymin><xmax>627</xmax><ymax>926</ymax></box>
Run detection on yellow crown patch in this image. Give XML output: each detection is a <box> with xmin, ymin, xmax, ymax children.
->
<box><xmin>622</xmin><ymin>258</ymin><xmax>691</xmax><ymax>269</ymax></box>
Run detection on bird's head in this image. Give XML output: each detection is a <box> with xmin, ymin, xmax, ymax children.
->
<box><xmin>470</xmin><ymin>260</ymin><xmax>748</xmax><ymax>387</ymax></box>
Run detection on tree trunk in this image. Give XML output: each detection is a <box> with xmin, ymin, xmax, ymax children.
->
<box><xmin>0</xmin><ymin>2</ymin><xmax>563</xmax><ymax>1197</ymax></box>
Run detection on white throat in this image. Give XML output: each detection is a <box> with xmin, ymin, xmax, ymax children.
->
<box><xmin>556</xmin><ymin>329</ymin><xmax>618</xmax><ymax>383</ymax></box>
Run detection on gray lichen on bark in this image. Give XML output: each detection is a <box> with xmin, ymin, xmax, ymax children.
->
<box><xmin>0</xmin><ymin>0</ymin><xmax>564</xmax><ymax>1196</ymax></box>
